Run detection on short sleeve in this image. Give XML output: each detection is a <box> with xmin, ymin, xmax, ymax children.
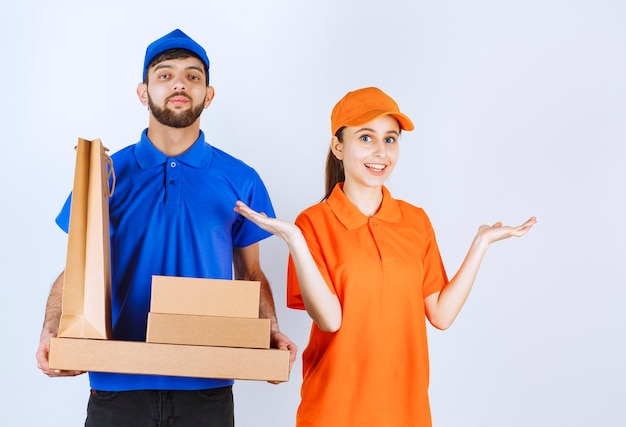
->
<box><xmin>55</xmin><ymin>193</ymin><xmax>72</xmax><ymax>234</ymax></box>
<box><xmin>419</xmin><ymin>210</ymin><xmax>448</xmax><ymax>298</ymax></box>
<box><xmin>232</xmin><ymin>169</ymin><xmax>275</xmax><ymax>248</ymax></box>
<box><xmin>286</xmin><ymin>210</ymin><xmax>336</xmax><ymax>310</ymax></box>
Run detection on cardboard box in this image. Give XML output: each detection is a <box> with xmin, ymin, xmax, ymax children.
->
<box><xmin>150</xmin><ymin>276</ymin><xmax>260</xmax><ymax>318</ymax></box>
<box><xmin>49</xmin><ymin>337</ymin><xmax>290</xmax><ymax>382</ymax></box>
<box><xmin>146</xmin><ymin>313</ymin><xmax>271</xmax><ymax>348</ymax></box>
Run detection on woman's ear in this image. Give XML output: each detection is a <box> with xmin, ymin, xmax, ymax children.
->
<box><xmin>137</xmin><ymin>83</ymin><xmax>149</xmax><ymax>106</ymax></box>
<box><xmin>330</xmin><ymin>136</ymin><xmax>344</xmax><ymax>160</ymax></box>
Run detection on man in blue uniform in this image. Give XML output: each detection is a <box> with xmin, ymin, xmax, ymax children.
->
<box><xmin>36</xmin><ymin>29</ymin><xmax>297</xmax><ymax>426</ymax></box>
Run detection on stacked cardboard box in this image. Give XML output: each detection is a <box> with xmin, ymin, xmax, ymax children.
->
<box><xmin>49</xmin><ymin>276</ymin><xmax>290</xmax><ymax>382</ymax></box>
<box><xmin>147</xmin><ymin>276</ymin><xmax>271</xmax><ymax>349</ymax></box>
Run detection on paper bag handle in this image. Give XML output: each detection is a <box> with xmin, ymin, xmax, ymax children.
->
<box><xmin>104</xmin><ymin>147</ymin><xmax>115</xmax><ymax>197</ymax></box>
<box><xmin>73</xmin><ymin>144</ymin><xmax>116</xmax><ymax>197</ymax></box>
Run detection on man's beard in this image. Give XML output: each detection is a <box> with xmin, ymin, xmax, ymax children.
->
<box><xmin>148</xmin><ymin>92</ymin><xmax>205</xmax><ymax>128</ymax></box>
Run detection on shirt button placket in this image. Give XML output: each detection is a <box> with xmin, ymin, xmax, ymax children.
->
<box><xmin>369</xmin><ymin>219</ymin><xmax>384</xmax><ymax>262</ymax></box>
<box><xmin>165</xmin><ymin>159</ymin><xmax>181</xmax><ymax>205</ymax></box>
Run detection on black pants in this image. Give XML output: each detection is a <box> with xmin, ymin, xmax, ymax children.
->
<box><xmin>85</xmin><ymin>386</ymin><xmax>234</xmax><ymax>427</ymax></box>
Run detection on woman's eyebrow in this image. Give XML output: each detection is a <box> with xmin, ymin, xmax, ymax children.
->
<box><xmin>355</xmin><ymin>127</ymin><xmax>400</xmax><ymax>135</ymax></box>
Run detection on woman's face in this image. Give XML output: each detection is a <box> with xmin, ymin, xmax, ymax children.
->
<box><xmin>332</xmin><ymin>115</ymin><xmax>401</xmax><ymax>190</ymax></box>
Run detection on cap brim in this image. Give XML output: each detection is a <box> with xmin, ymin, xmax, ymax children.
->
<box><xmin>344</xmin><ymin>110</ymin><xmax>415</xmax><ymax>132</ymax></box>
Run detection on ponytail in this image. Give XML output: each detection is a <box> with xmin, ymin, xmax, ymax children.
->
<box><xmin>323</xmin><ymin>127</ymin><xmax>345</xmax><ymax>201</ymax></box>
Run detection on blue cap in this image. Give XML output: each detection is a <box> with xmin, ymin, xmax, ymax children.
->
<box><xmin>143</xmin><ymin>29</ymin><xmax>210</xmax><ymax>82</ymax></box>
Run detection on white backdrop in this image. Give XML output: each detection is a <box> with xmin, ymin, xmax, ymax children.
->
<box><xmin>1</xmin><ymin>1</ymin><xmax>625</xmax><ymax>426</ymax></box>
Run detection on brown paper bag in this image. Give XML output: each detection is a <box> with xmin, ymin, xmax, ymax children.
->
<box><xmin>57</xmin><ymin>138</ymin><xmax>114</xmax><ymax>339</ymax></box>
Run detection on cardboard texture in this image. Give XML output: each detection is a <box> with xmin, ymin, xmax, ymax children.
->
<box><xmin>150</xmin><ymin>275</ymin><xmax>261</xmax><ymax>318</ymax></box>
<box><xmin>147</xmin><ymin>313</ymin><xmax>271</xmax><ymax>348</ymax></box>
<box><xmin>58</xmin><ymin>138</ymin><xmax>113</xmax><ymax>339</ymax></box>
<box><xmin>49</xmin><ymin>338</ymin><xmax>290</xmax><ymax>382</ymax></box>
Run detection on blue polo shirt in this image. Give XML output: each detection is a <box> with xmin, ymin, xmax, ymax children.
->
<box><xmin>56</xmin><ymin>129</ymin><xmax>275</xmax><ymax>391</ymax></box>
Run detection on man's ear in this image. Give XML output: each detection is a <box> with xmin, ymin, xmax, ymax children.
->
<box><xmin>330</xmin><ymin>136</ymin><xmax>344</xmax><ymax>160</ymax></box>
<box><xmin>204</xmin><ymin>86</ymin><xmax>215</xmax><ymax>109</ymax></box>
<box><xmin>137</xmin><ymin>83</ymin><xmax>149</xmax><ymax>106</ymax></box>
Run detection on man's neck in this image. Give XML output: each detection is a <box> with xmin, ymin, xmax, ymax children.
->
<box><xmin>146</xmin><ymin>119</ymin><xmax>202</xmax><ymax>157</ymax></box>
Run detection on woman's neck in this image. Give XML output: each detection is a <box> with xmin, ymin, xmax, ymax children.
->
<box><xmin>341</xmin><ymin>182</ymin><xmax>383</xmax><ymax>217</ymax></box>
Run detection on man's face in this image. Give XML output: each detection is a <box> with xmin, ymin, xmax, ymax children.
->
<box><xmin>142</xmin><ymin>56</ymin><xmax>212</xmax><ymax>128</ymax></box>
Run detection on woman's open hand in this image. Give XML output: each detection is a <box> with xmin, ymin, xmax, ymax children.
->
<box><xmin>234</xmin><ymin>201</ymin><xmax>301</xmax><ymax>242</ymax></box>
<box><xmin>477</xmin><ymin>216</ymin><xmax>537</xmax><ymax>246</ymax></box>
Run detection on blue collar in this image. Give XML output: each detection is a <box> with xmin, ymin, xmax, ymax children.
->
<box><xmin>135</xmin><ymin>129</ymin><xmax>213</xmax><ymax>169</ymax></box>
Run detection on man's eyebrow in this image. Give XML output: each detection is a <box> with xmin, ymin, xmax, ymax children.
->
<box><xmin>153</xmin><ymin>64</ymin><xmax>173</xmax><ymax>72</ymax></box>
<box><xmin>152</xmin><ymin>64</ymin><xmax>205</xmax><ymax>75</ymax></box>
<box><xmin>185</xmin><ymin>65</ymin><xmax>205</xmax><ymax>74</ymax></box>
